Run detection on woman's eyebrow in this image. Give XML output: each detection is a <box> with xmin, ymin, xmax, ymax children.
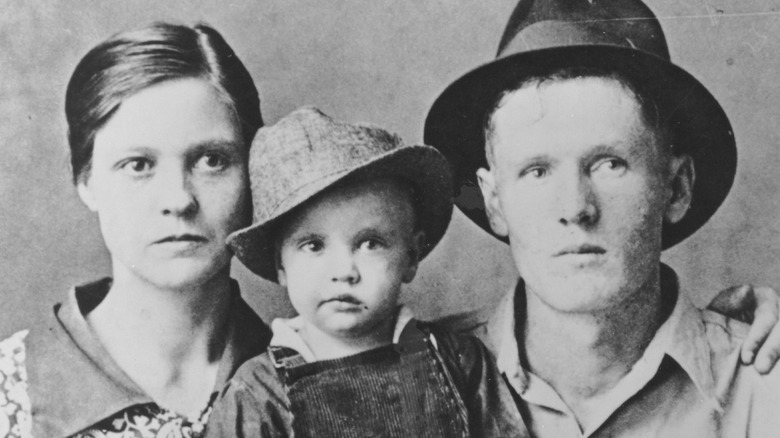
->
<box><xmin>190</xmin><ymin>139</ymin><xmax>243</xmax><ymax>153</ymax></box>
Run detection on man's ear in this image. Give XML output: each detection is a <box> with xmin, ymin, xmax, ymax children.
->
<box><xmin>402</xmin><ymin>230</ymin><xmax>425</xmax><ymax>284</ymax></box>
<box><xmin>76</xmin><ymin>178</ymin><xmax>98</xmax><ymax>212</ymax></box>
<box><xmin>664</xmin><ymin>154</ymin><xmax>695</xmax><ymax>225</ymax></box>
<box><xmin>476</xmin><ymin>167</ymin><xmax>509</xmax><ymax>237</ymax></box>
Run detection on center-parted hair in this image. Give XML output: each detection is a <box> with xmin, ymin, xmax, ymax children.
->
<box><xmin>65</xmin><ymin>22</ymin><xmax>263</xmax><ymax>183</ymax></box>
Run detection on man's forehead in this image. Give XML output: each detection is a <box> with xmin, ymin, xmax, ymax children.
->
<box><xmin>490</xmin><ymin>76</ymin><xmax>647</xmax><ymax>153</ymax></box>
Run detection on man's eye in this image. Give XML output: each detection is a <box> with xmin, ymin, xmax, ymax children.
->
<box><xmin>120</xmin><ymin>158</ymin><xmax>153</xmax><ymax>175</ymax></box>
<box><xmin>592</xmin><ymin>158</ymin><xmax>627</xmax><ymax>175</ymax></box>
<box><xmin>195</xmin><ymin>153</ymin><xmax>228</xmax><ymax>171</ymax></box>
<box><xmin>521</xmin><ymin>167</ymin><xmax>548</xmax><ymax>179</ymax></box>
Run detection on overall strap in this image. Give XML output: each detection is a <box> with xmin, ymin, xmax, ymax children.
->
<box><xmin>267</xmin><ymin>346</ymin><xmax>307</xmax><ymax>385</ymax></box>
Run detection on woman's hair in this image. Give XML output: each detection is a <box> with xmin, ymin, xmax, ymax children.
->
<box><xmin>65</xmin><ymin>22</ymin><xmax>263</xmax><ymax>183</ymax></box>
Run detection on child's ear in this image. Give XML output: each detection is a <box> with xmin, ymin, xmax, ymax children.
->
<box><xmin>277</xmin><ymin>268</ymin><xmax>288</xmax><ymax>287</ymax></box>
<box><xmin>275</xmin><ymin>247</ymin><xmax>288</xmax><ymax>287</ymax></box>
<box><xmin>402</xmin><ymin>230</ymin><xmax>425</xmax><ymax>284</ymax></box>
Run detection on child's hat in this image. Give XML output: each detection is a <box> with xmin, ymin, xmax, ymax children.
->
<box><xmin>228</xmin><ymin>107</ymin><xmax>453</xmax><ymax>282</ymax></box>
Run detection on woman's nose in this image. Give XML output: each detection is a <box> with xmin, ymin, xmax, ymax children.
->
<box><xmin>556</xmin><ymin>173</ymin><xmax>599</xmax><ymax>227</ymax></box>
<box><xmin>156</xmin><ymin>166</ymin><xmax>198</xmax><ymax>217</ymax></box>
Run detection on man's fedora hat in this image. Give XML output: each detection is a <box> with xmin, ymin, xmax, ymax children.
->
<box><xmin>424</xmin><ymin>0</ymin><xmax>736</xmax><ymax>249</ymax></box>
<box><xmin>228</xmin><ymin>107</ymin><xmax>453</xmax><ymax>282</ymax></box>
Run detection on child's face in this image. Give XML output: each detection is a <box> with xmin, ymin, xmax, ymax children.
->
<box><xmin>277</xmin><ymin>177</ymin><xmax>423</xmax><ymax>341</ymax></box>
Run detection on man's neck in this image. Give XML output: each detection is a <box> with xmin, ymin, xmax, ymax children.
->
<box><xmin>520</xmin><ymin>268</ymin><xmax>672</xmax><ymax>428</ymax></box>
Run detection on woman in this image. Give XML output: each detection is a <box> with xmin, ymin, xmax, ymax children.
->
<box><xmin>0</xmin><ymin>23</ymin><xmax>270</xmax><ymax>437</ymax></box>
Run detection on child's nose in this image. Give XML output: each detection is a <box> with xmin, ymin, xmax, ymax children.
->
<box><xmin>330</xmin><ymin>249</ymin><xmax>360</xmax><ymax>285</ymax></box>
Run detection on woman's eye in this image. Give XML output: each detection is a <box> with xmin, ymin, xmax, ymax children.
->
<box><xmin>359</xmin><ymin>239</ymin><xmax>384</xmax><ymax>251</ymax></box>
<box><xmin>195</xmin><ymin>153</ymin><xmax>228</xmax><ymax>171</ymax></box>
<box><xmin>120</xmin><ymin>158</ymin><xmax>153</xmax><ymax>175</ymax></box>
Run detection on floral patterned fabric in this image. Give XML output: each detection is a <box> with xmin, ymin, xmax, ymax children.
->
<box><xmin>70</xmin><ymin>399</ymin><xmax>214</xmax><ymax>438</ymax></box>
<box><xmin>0</xmin><ymin>330</ymin><xmax>215</xmax><ymax>438</ymax></box>
<box><xmin>0</xmin><ymin>330</ymin><xmax>32</xmax><ymax>438</ymax></box>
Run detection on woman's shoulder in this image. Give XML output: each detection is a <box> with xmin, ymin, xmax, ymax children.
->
<box><xmin>0</xmin><ymin>330</ymin><xmax>33</xmax><ymax>438</ymax></box>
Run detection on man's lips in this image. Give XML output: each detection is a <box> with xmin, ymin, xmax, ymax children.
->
<box><xmin>555</xmin><ymin>244</ymin><xmax>606</xmax><ymax>257</ymax></box>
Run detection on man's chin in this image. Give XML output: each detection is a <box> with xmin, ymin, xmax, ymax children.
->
<box><xmin>527</xmin><ymin>273</ymin><xmax>624</xmax><ymax>314</ymax></box>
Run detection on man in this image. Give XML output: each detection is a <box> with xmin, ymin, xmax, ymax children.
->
<box><xmin>425</xmin><ymin>0</ymin><xmax>780</xmax><ymax>436</ymax></box>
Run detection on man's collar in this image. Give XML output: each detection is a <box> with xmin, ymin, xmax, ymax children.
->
<box><xmin>496</xmin><ymin>265</ymin><xmax>720</xmax><ymax>409</ymax></box>
<box><xmin>27</xmin><ymin>278</ymin><xmax>270</xmax><ymax>437</ymax></box>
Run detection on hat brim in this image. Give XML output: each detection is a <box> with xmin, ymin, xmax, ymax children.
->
<box><xmin>227</xmin><ymin>145</ymin><xmax>453</xmax><ymax>282</ymax></box>
<box><xmin>424</xmin><ymin>45</ymin><xmax>736</xmax><ymax>249</ymax></box>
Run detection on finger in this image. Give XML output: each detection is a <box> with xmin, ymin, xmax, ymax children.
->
<box><xmin>708</xmin><ymin>284</ymin><xmax>754</xmax><ymax>322</ymax></box>
<box><xmin>740</xmin><ymin>286</ymin><xmax>779</xmax><ymax>366</ymax></box>
<box><xmin>754</xmin><ymin>320</ymin><xmax>780</xmax><ymax>374</ymax></box>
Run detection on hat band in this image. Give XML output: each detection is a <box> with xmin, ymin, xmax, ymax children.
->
<box><xmin>499</xmin><ymin>20</ymin><xmax>665</xmax><ymax>60</ymax></box>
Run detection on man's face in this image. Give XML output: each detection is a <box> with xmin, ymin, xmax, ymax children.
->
<box><xmin>478</xmin><ymin>76</ymin><xmax>692</xmax><ymax>313</ymax></box>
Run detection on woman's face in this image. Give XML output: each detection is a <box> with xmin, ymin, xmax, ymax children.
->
<box><xmin>78</xmin><ymin>78</ymin><xmax>249</xmax><ymax>289</ymax></box>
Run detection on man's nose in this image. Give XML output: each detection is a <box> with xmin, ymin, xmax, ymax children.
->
<box><xmin>556</xmin><ymin>172</ymin><xmax>599</xmax><ymax>227</ymax></box>
<box><xmin>329</xmin><ymin>246</ymin><xmax>361</xmax><ymax>285</ymax></box>
<box><xmin>156</xmin><ymin>165</ymin><xmax>198</xmax><ymax>217</ymax></box>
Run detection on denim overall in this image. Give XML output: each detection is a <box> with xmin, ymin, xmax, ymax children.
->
<box><xmin>267</xmin><ymin>322</ymin><xmax>470</xmax><ymax>438</ymax></box>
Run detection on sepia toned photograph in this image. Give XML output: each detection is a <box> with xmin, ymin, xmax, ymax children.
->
<box><xmin>1</xmin><ymin>0</ymin><xmax>779</xmax><ymax>436</ymax></box>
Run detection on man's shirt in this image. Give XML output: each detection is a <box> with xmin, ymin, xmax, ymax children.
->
<box><xmin>463</xmin><ymin>265</ymin><xmax>780</xmax><ymax>437</ymax></box>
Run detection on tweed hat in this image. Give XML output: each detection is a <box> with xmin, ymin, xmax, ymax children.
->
<box><xmin>424</xmin><ymin>0</ymin><xmax>736</xmax><ymax>249</ymax></box>
<box><xmin>228</xmin><ymin>107</ymin><xmax>453</xmax><ymax>282</ymax></box>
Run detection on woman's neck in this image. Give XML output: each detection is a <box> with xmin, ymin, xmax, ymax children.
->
<box><xmin>86</xmin><ymin>264</ymin><xmax>234</xmax><ymax>417</ymax></box>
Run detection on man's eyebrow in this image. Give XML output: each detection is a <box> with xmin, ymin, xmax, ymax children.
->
<box><xmin>507</xmin><ymin>153</ymin><xmax>554</xmax><ymax>168</ymax></box>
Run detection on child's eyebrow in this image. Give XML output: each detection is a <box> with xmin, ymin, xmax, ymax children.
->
<box><xmin>286</xmin><ymin>231</ymin><xmax>324</xmax><ymax>245</ymax></box>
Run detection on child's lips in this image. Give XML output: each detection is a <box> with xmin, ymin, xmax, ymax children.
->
<box><xmin>320</xmin><ymin>294</ymin><xmax>363</xmax><ymax>309</ymax></box>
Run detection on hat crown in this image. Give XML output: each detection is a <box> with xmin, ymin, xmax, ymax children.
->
<box><xmin>249</xmin><ymin>107</ymin><xmax>404</xmax><ymax>223</ymax></box>
<box><xmin>498</xmin><ymin>0</ymin><xmax>669</xmax><ymax>61</ymax></box>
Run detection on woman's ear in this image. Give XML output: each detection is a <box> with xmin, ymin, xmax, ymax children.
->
<box><xmin>402</xmin><ymin>230</ymin><xmax>425</xmax><ymax>284</ymax></box>
<box><xmin>664</xmin><ymin>154</ymin><xmax>695</xmax><ymax>225</ymax></box>
<box><xmin>77</xmin><ymin>178</ymin><xmax>98</xmax><ymax>212</ymax></box>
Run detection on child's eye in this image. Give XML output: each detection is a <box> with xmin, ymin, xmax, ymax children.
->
<box><xmin>300</xmin><ymin>240</ymin><xmax>324</xmax><ymax>253</ymax></box>
<box><xmin>119</xmin><ymin>157</ymin><xmax>153</xmax><ymax>176</ymax></box>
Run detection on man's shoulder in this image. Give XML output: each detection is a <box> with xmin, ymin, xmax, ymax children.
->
<box><xmin>699</xmin><ymin>308</ymin><xmax>750</xmax><ymax>356</ymax></box>
<box><xmin>698</xmin><ymin>308</ymin><xmax>780</xmax><ymax>395</ymax></box>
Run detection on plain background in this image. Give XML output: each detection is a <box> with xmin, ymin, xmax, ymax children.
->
<box><xmin>1</xmin><ymin>0</ymin><xmax>779</xmax><ymax>335</ymax></box>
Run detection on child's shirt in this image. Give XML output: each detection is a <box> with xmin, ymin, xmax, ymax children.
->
<box><xmin>205</xmin><ymin>308</ymin><xmax>528</xmax><ymax>437</ymax></box>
